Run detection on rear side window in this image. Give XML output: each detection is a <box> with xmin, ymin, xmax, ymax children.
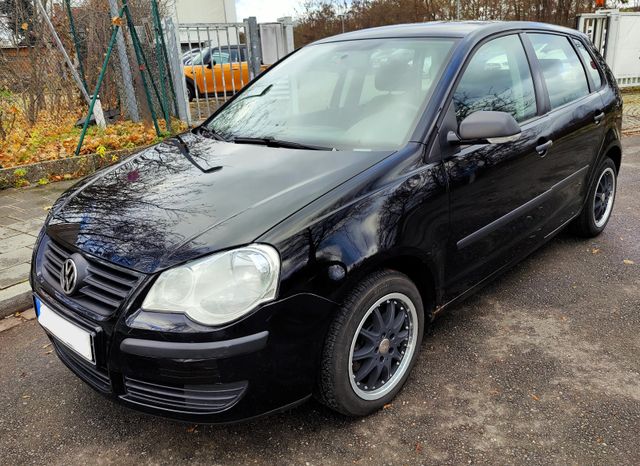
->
<box><xmin>453</xmin><ymin>35</ymin><xmax>537</xmax><ymax>123</ymax></box>
<box><xmin>572</xmin><ymin>38</ymin><xmax>603</xmax><ymax>89</ymax></box>
<box><xmin>528</xmin><ymin>33</ymin><xmax>589</xmax><ymax>109</ymax></box>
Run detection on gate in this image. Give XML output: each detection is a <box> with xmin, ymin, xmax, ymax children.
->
<box><xmin>169</xmin><ymin>17</ymin><xmax>294</xmax><ymax>123</ymax></box>
<box><xmin>577</xmin><ymin>11</ymin><xmax>640</xmax><ymax>88</ymax></box>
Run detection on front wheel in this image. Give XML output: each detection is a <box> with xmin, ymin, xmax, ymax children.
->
<box><xmin>571</xmin><ymin>157</ymin><xmax>617</xmax><ymax>237</ymax></box>
<box><xmin>317</xmin><ymin>270</ymin><xmax>424</xmax><ymax>416</ymax></box>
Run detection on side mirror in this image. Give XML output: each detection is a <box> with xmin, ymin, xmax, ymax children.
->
<box><xmin>447</xmin><ymin>111</ymin><xmax>521</xmax><ymax>145</ymax></box>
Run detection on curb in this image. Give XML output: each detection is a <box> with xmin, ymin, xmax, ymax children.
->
<box><xmin>0</xmin><ymin>146</ymin><xmax>145</xmax><ymax>190</ymax></box>
<box><xmin>0</xmin><ymin>289</ymin><xmax>32</xmax><ymax>319</ymax></box>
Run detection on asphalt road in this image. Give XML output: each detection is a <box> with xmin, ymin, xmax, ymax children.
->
<box><xmin>1</xmin><ymin>137</ymin><xmax>639</xmax><ymax>465</ymax></box>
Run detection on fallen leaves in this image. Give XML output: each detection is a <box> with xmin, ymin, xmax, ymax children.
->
<box><xmin>0</xmin><ymin>104</ymin><xmax>186</xmax><ymax>171</ymax></box>
<box><xmin>530</xmin><ymin>394</ymin><xmax>540</xmax><ymax>401</ymax></box>
<box><xmin>623</xmin><ymin>259</ymin><xmax>635</xmax><ymax>265</ymax></box>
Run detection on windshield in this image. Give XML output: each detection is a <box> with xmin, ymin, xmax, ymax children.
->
<box><xmin>191</xmin><ymin>49</ymin><xmax>231</xmax><ymax>66</ymax></box>
<box><xmin>205</xmin><ymin>38</ymin><xmax>455</xmax><ymax>151</ymax></box>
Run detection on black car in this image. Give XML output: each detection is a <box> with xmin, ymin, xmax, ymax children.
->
<box><xmin>31</xmin><ymin>21</ymin><xmax>622</xmax><ymax>422</ymax></box>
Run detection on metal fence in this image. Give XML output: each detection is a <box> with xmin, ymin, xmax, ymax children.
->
<box><xmin>577</xmin><ymin>11</ymin><xmax>640</xmax><ymax>88</ymax></box>
<box><xmin>0</xmin><ymin>0</ymin><xmax>181</xmax><ymax>130</ymax></box>
<box><xmin>0</xmin><ymin>1</ymin><xmax>294</xmax><ymax>140</ymax></box>
<box><xmin>177</xmin><ymin>17</ymin><xmax>294</xmax><ymax>122</ymax></box>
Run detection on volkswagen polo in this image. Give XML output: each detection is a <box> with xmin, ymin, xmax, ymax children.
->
<box><xmin>31</xmin><ymin>21</ymin><xmax>622</xmax><ymax>422</ymax></box>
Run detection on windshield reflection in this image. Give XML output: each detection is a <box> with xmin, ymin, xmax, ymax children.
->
<box><xmin>206</xmin><ymin>38</ymin><xmax>455</xmax><ymax>151</ymax></box>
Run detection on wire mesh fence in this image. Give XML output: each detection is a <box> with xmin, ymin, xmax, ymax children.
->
<box><xmin>1</xmin><ymin>1</ymin><xmax>294</xmax><ymax>158</ymax></box>
<box><xmin>0</xmin><ymin>0</ymin><xmax>180</xmax><ymax>133</ymax></box>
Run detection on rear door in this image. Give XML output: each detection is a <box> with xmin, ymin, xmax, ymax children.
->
<box><xmin>524</xmin><ymin>32</ymin><xmax>607</xmax><ymax>234</ymax></box>
<box><xmin>440</xmin><ymin>34</ymin><xmax>553</xmax><ymax>299</ymax></box>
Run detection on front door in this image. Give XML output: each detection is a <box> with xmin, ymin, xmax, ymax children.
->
<box><xmin>440</xmin><ymin>34</ymin><xmax>552</xmax><ymax>300</ymax></box>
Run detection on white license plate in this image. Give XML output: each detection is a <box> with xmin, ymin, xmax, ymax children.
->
<box><xmin>36</xmin><ymin>297</ymin><xmax>95</xmax><ymax>363</ymax></box>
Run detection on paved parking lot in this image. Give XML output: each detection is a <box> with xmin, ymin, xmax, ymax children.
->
<box><xmin>0</xmin><ymin>136</ymin><xmax>639</xmax><ymax>465</ymax></box>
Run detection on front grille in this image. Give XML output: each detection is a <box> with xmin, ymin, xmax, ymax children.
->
<box><xmin>51</xmin><ymin>339</ymin><xmax>111</xmax><ymax>393</ymax></box>
<box><xmin>121</xmin><ymin>377</ymin><xmax>247</xmax><ymax>415</ymax></box>
<box><xmin>41</xmin><ymin>236</ymin><xmax>143</xmax><ymax>318</ymax></box>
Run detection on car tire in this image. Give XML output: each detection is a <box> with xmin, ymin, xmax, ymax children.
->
<box><xmin>571</xmin><ymin>157</ymin><xmax>617</xmax><ymax>237</ymax></box>
<box><xmin>317</xmin><ymin>270</ymin><xmax>425</xmax><ymax>416</ymax></box>
<box><xmin>186</xmin><ymin>82</ymin><xmax>195</xmax><ymax>102</ymax></box>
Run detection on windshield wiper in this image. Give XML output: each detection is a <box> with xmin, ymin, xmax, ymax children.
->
<box><xmin>232</xmin><ymin>136</ymin><xmax>334</xmax><ymax>151</ymax></box>
<box><xmin>195</xmin><ymin>126</ymin><xmax>227</xmax><ymax>142</ymax></box>
<box><xmin>235</xmin><ymin>84</ymin><xmax>273</xmax><ymax>102</ymax></box>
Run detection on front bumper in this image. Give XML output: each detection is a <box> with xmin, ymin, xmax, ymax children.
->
<box><xmin>33</xmin><ymin>288</ymin><xmax>338</xmax><ymax>423</ymax></box>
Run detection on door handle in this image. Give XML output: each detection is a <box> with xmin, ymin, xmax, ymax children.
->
<box><xmin>535</xmin><ymin>140</ymin><xmax>553</xmax><ymax>155</ymax></box>
<box><xmin>594</xmin><ymin>111</ymin><xmax>605</xmax><ymax>124</ymax></box>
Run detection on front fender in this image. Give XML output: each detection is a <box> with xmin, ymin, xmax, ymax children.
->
<box><xmin>260</xmin><ymin>143</ymin><xmax>449</xmax><ymax>306</ymax></box>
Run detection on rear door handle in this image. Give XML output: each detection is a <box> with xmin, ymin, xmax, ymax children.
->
<box><xmin>594</xmin><ymin>111</ymin><xmax>605</xmax><ymax>124</ymax></box>
<box><xmin>536</xmin><ymin>140</ymin><xmax>553</xmax><ymax>155</ymax></box>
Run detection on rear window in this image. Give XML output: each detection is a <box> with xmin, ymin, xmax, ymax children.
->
<box><xmin>572</xmin><ymin>38</ymin><xmax>603</xmax><ymax>89</ymax></box>
<box><xmin>528</xmin><ymin>33</ymin><xmax>590</xmax><ymax>109</ymax></box>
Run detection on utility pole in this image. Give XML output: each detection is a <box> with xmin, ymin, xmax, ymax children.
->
<box><xmin>107</xmin><ymin>0</ymin><xmax>140</xmax><ymax>121</ymax></box>
<box><xmin>35</xmin><ymin>0</ymin><xmax>107</xmax><ymax>128</ymax></box>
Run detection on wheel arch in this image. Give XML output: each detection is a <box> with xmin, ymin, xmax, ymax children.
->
<box><xmin>604</xmin><ymin>141</ymin><xmax>622</xmax><ymax>174</ymax></box>
<box><xmin>333</xmin><ymin>251</ymin><xmax>441</xmax><ymax>323</ymax></box>
<box><xmin>585</xmin><ymin>130</ymin><xmax>622</xmax><ymax>196</ymax></box>
<box><xmin>379</xmin><ymin>255</ymin><xmax>438</xmax><ymax>322</ymax></box>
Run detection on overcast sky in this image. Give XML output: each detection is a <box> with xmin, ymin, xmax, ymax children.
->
<box><xmin>235</xmin><ymin>0</ymin><xmax>303</xmax><ymax>22</ymax></box>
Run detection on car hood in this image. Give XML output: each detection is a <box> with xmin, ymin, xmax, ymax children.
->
<box><xmin>47</xmin><ymin>132</ymin><xmax>393</xmax><ymax>274</ymax></box>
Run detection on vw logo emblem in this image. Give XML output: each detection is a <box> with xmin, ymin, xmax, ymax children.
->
<box><xmin>60</xmin><ymin>258</ymin><xmax>78</xmax><ymax>295</ymax></box>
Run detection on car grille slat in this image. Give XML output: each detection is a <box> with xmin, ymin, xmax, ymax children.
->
<box><xmin>122</xmin><ymin>377</ymin><xmax>247</xmax><ymax>415</ymax></box>
<box><xmin>79</xmin><ymin>286</ymin><xmax>122</xmax><ymax>307</ymax></box>
<box><xmin>48</xmin><ymin>240</ymin><xmax>68</xmax><ymax>259</ymax></box>
<box><xmin>45</xmin><ymin>250</ymin><xmax>64</xmax><ymax>268</ymax></box>
<box><xmin>125</xmin><ymin>379</ymin><xmax>240</xmax><ymax>401</ymax></box>
<box><xmin>83</xmin><ymin>275</ymin><xmax>130</xmax><ymax>297</ymax></box>
<box><xmin>87</xmin><ymin>264</ymin><xmax>138</xmax><ymax>287</ymax></box>
<box><xmin>43</xmin><ymin>261</ymin><xmax>61</xmax><ymax>280</ymax></box>
<box><xmin>38</xmin><ymin>235</ymin><xmax>144</xmax><ymax>318</ymax></box>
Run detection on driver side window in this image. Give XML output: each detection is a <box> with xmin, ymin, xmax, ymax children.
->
<box><xmin>454</xmin><ymin>35</ymin><xmax>537</xmax><ymax>123</ymax></box>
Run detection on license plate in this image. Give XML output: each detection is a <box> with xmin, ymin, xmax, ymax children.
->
<box><xmin>35</xmin><ymin>297</ymin><xmax>95</xmax><ymax>363</ymax></box>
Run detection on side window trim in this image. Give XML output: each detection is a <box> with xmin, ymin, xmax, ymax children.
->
<box><xmin>570</xmin><ymin>36</ymin><xmax>604</xmax><ymax>93</ymax></box>
<box><xmin>451</xmin><ymin>33</ymin><xmax>539</xmax><ymax>123</ymax></box>
<box><xmin>520</xmin><ymin>32</ymin><xmax>550</xmax><ymax>115</ymax></box>
<box><xmin>524</xmin><ymin>31</ymin><xmax>593</xmax><ymax>114</ymax></box>
<box><xmin>568</xmin><ymin>36</ymin><xmax>596</xmax><ymax>92</ymax></box>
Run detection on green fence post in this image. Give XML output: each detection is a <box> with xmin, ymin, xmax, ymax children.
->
<box><xmin>151</xmin><ymin>0</ymin><xmax>171</xmax><ymax>132</ymax></box>
<box><xmin>122</xmin><ymin>0</ymin><xmax>161</xmax><ymax>136</ymax></box>
<box><xmin>64</xmin><ymin>0</ymin><xmax>88</xmax><ymax>93</ymax></box>
<box><xmin>74</xmin><ymin>6</ymin><xmax>126</xmax><ymax>156</ymax></box>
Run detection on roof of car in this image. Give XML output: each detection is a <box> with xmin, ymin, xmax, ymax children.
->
<box><xmin>314</xmin><ymin>21</ymin><xmax>583</xmax><ymax>43</ymax></box>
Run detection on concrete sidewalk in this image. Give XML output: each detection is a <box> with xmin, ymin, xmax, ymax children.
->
<box><xmin>0</xmin><ymin>180</ymin><xmax>75</xmax><ymax>317</ymax></box>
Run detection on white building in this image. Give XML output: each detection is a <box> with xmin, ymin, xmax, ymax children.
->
<box><xmin>173</xmin><ymin>0</ymin><xmax>238</xmax><ymax>48</ymax></box>
<box><xmin>577</xmin><ymin>9</ymin><xmax>640</xmax><ymax>88</ymax></box>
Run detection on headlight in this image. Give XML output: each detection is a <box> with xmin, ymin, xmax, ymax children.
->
<box><xmin>142</xmin><ymin>244</ymin><xmax>280</xmax><ymax>326</ymax></box>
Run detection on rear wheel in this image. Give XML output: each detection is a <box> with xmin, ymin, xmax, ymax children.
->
<box><xmin>318</xmin><ymin>270</ymin><xmax>424</xmax><ymax>416</ymax></box>
<box><xmin>186</xmin><ymin>81</ymin><xmax>195</xmax><ymax>101</ymax></box>
<box><xmin>571</xmin><ymin>157</ymin><xmax>617</xmax><ymax>237</ymax></box>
